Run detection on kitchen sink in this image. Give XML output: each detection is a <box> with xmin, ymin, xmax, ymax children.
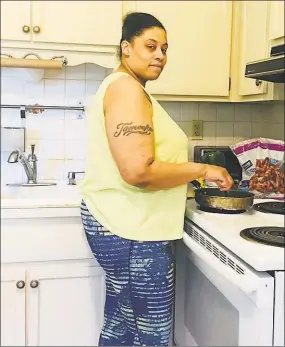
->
<box><xmin>6</xmin><ymin>182</ymin><xmax>57</xmax><ymax>187</ymax></box>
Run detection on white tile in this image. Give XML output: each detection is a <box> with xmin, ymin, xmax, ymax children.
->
<box><xmin>181</xmin><ymin>102</ymin><xmax>198</xmax><ymax>121</ymax></box>
<box><xmin>44</xmin><ymin>79</ymin><xmax>66</xmax><ymax>103</ymax></box>
<box><xmin>25</xmin><ymin>127</ymin><xmax>41</xmax><ymax>141</ymax></box>
<box><xmin>42</xmin><ymin>109</ymin><xmax>65</xmax><ymax>120</ymax></box>
<box><xmin>44</xmin><ymin>67</ymin><xmax>66</xmax><ymax>79</ymax></box>
<box><xmin>251</xmin><ymin>103</ymin><xmax>269</xmax><ymax>122</ymax></box>
<box><xmin>86</xmin><ymin>80</ymin><xmax>101</xmax><ymax>97</ymax></box>
<box><xmin>64</xmin><ymin>110</ymin><xmax>85</xmax><ymax>121</ymax></box>
<box><xmin>86</xmin><ymin>63</ymin><xmax>107</xmax><ymax>80</ymax></box>
<box><xmin>1</xmin><ymin>155</ymin><xmax>24</xmax><ymax>184</ymax></box>
<box><xmin>65</xmin><ymin>140</ymin><xmax>87</xmax><ymax>160</ymax></box>
<box><xmin>233</xmin><ymin>122</ymin><xmax>251</xmax><ymax>139</ymax></box>
<box><xmin>65</xmin><ymin>64</ymin><xmax>86</xmax><ymax>80</ymax></box>
<box><xmin>65</xmin><ymin>119</ymin><xmax>87</xmax><ymax>140</ymax></box>
<box><xmin>37</xmin><ymin>159</ymin><xmax>65</xmax><ymax>180</ymax></box>
<box><xmin>267</xmin><ymin>103</ymin><xmax>284</xmax><ymax>124</ymax></box>
<box><xmin>199</xmin><ymin>139</ymin><xmax>217</xmax><ymax>146</ymax></box>
<box><xmin>263</xmin><ymin>124</ymin><xmax>285</xmax><ymax>141</ymax></box>
<box><xmin>234</xmin><ymin>103</ymin><xmax>252</xmax><ymax>121</ymax></box>
<box><xmin>1</xmin><ymin>67</ymin><xmax>22</xmax><ymax>78</ymax></box>
<box><xmin>1</xmin><ymin>108</ymin><xmax>24</xmax><ymax>127</ymax></box>
<box><xmin>65</xmin><ymin>80</ymin><xmax>86</xmax><ymax>105</ymax></box>
<box><xmin>203</xmin><ymin>121</ymin><xmax>216</xmax><ymax>140</ymax></box>
<box><xmin>23</xmin><ymin>80</ymin><xmax>45</xmax><ymax>101</ymax></box>
<box><xmin>178</xmin><ymin>122</ymin><xmax>192</xmax><ymax>137</ymax></box>
<box><xmin>37</xmin><ymin>140</ymin><xmax>65</xmax><ymax>159</ymax></box>
<box><xmin>1</xmin><ymin>77</ymin><xmax>24</xmax><ymax>97</ymax></box>
<box><xmin>198</xmin><ymin>103</ymin><xmax>217</xmax><ymax>121</ymax></box>
<box><xmin>42</xmin><ymin>120</ymin><xmax>65</xmax><ymax>140</ymax></box>
<box><xmin>64</xmin><ymin>159</ymin><xmax>86</xmax><ymax>175</ymax></box>
<box><xmin>217</xmin><ymin>103</ymin><xmax>234</xmax><ymax>121</ymax></box>
<box><xmin>251</xmin><ymin>122</ymin><xmax>266</xmax><ymax>138</ymax></box>
<box><xmin>26</xmin><ymin>118</ymin><xmax>65</xmax><ymax>140</ymax></box>
<box><xmin>159</xmin><ymin>102</ymin><xmax>181</xmax><ymax>121</ymax></box>
<box><xmin>216</xmin><ymin>138</ymin><xmax>234</xmax><ymax>146</ymax></box>
<box><xmin>216</xmin><ymin>122</ymin><xmax>234</xmax><ymax>141</ymax></box>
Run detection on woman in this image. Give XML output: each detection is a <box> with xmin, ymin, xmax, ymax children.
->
<box><xmin>79</xmin><ymin>12</ymin><xmax>233</xmax><ymax>347</ymax></box>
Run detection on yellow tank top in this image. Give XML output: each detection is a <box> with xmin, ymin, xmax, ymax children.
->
<box><xmin>79</xmin><ymin>72</ymin><xmax>188</xmax><ymax>241</ymax></box>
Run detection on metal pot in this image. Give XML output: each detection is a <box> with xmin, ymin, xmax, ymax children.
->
<box><xmin>190</xmin><ymin>180</ymin><xmax>254</xmax><ymax>211</ymax></box>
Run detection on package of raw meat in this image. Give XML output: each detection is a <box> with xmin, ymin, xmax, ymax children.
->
<box><xmin>230</xmin><ymin>138</ymin><xmax>285</xmax><ymax>198</ymax></box>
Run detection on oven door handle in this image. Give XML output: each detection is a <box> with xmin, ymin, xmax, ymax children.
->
<box><xmin>183</xmin><ymin>233</ymin><xmax>261</xmax><ymax>295</ymax></box>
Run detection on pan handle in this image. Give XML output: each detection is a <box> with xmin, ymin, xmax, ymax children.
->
<box><xmin>190</xmin><ymin>180</ymin><xmax>201</xmax><ymax>189</ymax></box>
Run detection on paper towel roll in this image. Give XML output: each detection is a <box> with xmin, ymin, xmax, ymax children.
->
<box><xmin>1</xmin><ymin>58</ymin><xmax>64</xmax><ymax>69</ymax></box>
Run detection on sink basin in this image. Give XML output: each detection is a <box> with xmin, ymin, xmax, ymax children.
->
<box><xmin>7</xmin><ymin>182</ymin><xmax>57</xmax><ymax>187</ymax></box>
<box><xmin>2</xmin><ymin>181</ymin><xmax>80</xmax><ymax>202</ymax></box>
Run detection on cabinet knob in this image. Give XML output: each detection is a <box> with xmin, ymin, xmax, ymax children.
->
<box><xmin>30</xmin><ymin>280</ymin><xmax>39</xmax><ymax>288</ymax></box>
<box><xmin>33</xmin><ymin>26</ymin><xmax>41</xmax><ymax>34</ymax></box>
<box><xmin>255</xmin><ymin>79</ymin><xmax>262</xmax><ymax>87</ymax></box>
<box><xmin>16</xmin><ymin>280</ymin><xmax>25</xmax><ymax>289</ymax></box>
<box><xmin>22</xmin><ymin>25</ymin><xmax>30</xmax><ymax>33</ymax></box>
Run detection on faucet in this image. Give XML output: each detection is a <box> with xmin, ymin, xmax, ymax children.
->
<box><xmin>8</xmin><ymin>144</ymin><xmax>38</xmax><ymax>184</ymax></box>
<box><xmin>67</xmin><ymin>171</ymin><xmax>85</xmax><ymax>185</ymax></box>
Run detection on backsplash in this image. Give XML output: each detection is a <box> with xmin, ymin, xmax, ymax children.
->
<box><xmin>1</xmin><ymin>64</ymin><xmax>284</xmax><ymax>184</ymax></box>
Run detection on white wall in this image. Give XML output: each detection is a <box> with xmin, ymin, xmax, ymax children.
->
<box><xmin>1</xmin><ymin>64</ymin><xmax>284</xmax><ymax>184</ymax></box>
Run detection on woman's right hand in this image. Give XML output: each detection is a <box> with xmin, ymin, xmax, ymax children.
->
<box><xmin>203</xmin><ymin>164</ymin><xmax>233</xmax><ymax>191</ymax></box>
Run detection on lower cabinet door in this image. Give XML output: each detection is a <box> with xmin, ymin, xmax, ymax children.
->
<box><xmin>26</xmin><ymin>264</ymin><xmax>106</xmax><ymax>346</ymax></box>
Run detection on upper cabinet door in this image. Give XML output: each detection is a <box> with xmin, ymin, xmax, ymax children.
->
<box><xmin>31</xmin><ymin>1</ymin><xmax>122</xmax><ymax>46</ymax></box>
<box><xmin>136</xmin><ymin>1</ymin><xmax>232</xmax><ymax>96</ymax></box>
<box><xmin>269</xmin><ymin>1</ymin><xmax>285</xmax><ymax>41</ymax></box>
<box><xmin>1</xmin><ymin>1</ymin><xmax>31</xmax><ymax>41</ymax></box>
<box><xmin>238</xmin><ymin>1</ymin><xmax>269</xmax><ymax>96</ymax></box>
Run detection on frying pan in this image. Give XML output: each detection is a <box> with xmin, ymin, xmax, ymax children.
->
<box><xmin>190</xmin><ymin>180</ymin><xmax>254</xmax><ymax>212</ymax></box>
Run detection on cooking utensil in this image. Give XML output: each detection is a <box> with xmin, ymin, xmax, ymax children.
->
<box><xmin>190</xmin><ymin>180</ymin><xmax>254</xmax><ymax>211</ymax></box>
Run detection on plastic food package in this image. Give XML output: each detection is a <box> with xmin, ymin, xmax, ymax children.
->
<box><xmin>230</xmin><ymin>138</ymin><xmax>285</xmax><ymax>198</ymax></box>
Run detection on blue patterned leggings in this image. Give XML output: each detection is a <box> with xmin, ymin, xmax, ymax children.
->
<box><xmin>81</xmin><ymin>201</ymin><xmax>174</xmax><ymax>346</ymax></box>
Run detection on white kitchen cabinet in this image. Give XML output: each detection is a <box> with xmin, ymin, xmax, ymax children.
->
<box><xmin>1</xmin><ymin>264</ymin><xmax>105</xmax><ymax>347</ymax></box>
<box><xmin>269</xmin><ymin>1</ymin><xmax>285</xmax><ymax>41</ymax></box>
<box><xmin>31</xmin><ymin>1</ymin><xmax>122</xmax><ymax>46</ymax></box>
<box><xmin>1</xmin><ymin>1</ymin><xmax>121</xmax><ymax>46</ymax></box>
<box><xmin>0</xmin><ymin>1</ymin><xmax>31</xmax><ymax>41</ymax></box>
<box><xmin>135</xmin><ymin>1</ymin><xmax>233</xmax><ymax>98</ymax></box>
<box><xmin>237</xmin><ymin>1</ymin><xmax>269</xmax><ymax>97</ymax></box>
<box><xmin>230</xmin><ymin>0</ymin><xmax>284</xmax><ymax>102</ymax></box>
<box><xmin>1</xmin><ymin>267</ymin><xmax>26</xmax><ymax>347</ymax></box>
<box><xmin>1</xmin><ymin>213</ymin><xmax>106</xmax><ymax>346</ymax></box>
<box><xmin>26</xmin><ymin>265</ymin><xmax>105</xmax><ymax>346</ymax></box>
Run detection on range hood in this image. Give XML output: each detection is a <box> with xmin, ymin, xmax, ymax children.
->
<box><xmin>245</xmin><ymin>44</ymin><xmax>285</xmax><ymax>83</ymax></box>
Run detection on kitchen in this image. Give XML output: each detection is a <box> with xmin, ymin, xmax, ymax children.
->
<box><xmin>1</xmin><ymin>1</ymin><xmax>284</xmax><ymax>346</ymax></box>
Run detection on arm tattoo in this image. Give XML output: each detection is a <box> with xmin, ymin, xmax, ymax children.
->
<box><xmin>114</xmin><ymin>122</ymin><xmax>153</xmax><ymax>137</ymax></box>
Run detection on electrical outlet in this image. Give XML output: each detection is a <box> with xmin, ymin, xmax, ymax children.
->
<box><xmin>191</xmin><ymin>120</ymin><xmax>203</xmax><ymax>140</ymax></box>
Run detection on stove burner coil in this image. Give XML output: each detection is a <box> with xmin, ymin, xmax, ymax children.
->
<box><xmin>253</xmin><ymin>201</ymin><xmax>285</xmax><ymax>215</ymax></box>
<box><xmin>240</xmin><ymin>226</ymin><xmax>285</xmax><ymax>247</ymax></box>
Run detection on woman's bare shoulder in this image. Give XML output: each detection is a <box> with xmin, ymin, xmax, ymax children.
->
<box><xmin>104</xmin><ymin>74</ymin><xmax>151</xmax><ymax>107</ymax></box>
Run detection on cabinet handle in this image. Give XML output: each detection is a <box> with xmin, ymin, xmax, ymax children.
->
<box><xmin>255</xmin><ymin>79</ymin><xmax>262</xmax><ymax>87</ymax></box>
<box><xmin>22</xmin><ymin>25</ymin><xmax>30</xmax><ymax>33</ymax></box>
<box><xmin>30</xmin><ymin>280</ymin><xmax>39</xmax><ymax>288</ymax></box>
<box><xmin>33</xmin><ymin>26</ymin><xmax>41</xmax><ymax>34</ymax></box>
<box><xmin>16</xmin><ymin>280</ymin><xmax>25</xmax><ymax>289</ymax></box>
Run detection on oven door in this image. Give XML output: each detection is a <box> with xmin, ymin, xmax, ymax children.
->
<box><xmin>174</xmin><ymin>222</ymin><xmax>275</xmax><ymax>347</ymax></box>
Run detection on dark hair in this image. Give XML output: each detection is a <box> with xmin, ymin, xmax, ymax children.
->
<box><xmin>118</xmin><ymin>12</ymin><xmax>166</xmax><ymax>59</ymax></box>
